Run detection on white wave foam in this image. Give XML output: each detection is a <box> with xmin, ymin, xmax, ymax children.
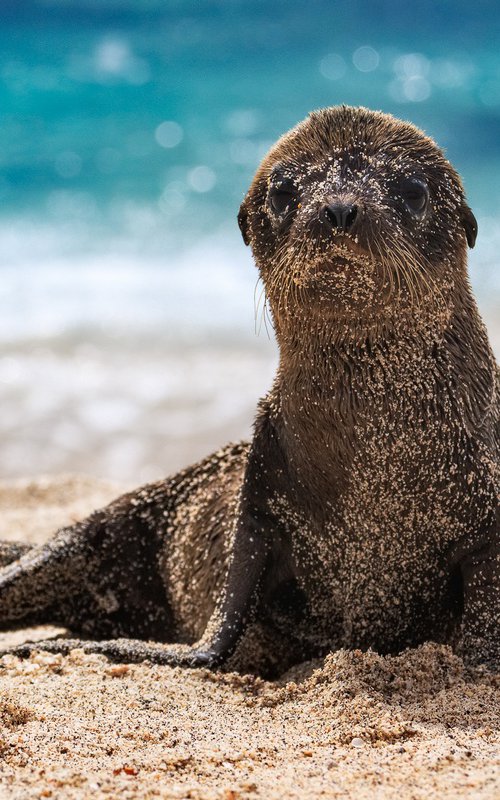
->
<box><xmin>0</xmin><ymin>219</ymin><xmax>261</xmax><ymax>342</ymax></box>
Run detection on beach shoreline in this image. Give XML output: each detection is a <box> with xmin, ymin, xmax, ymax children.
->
<box><xmin>0</xmin><ymin>474</ymin><xmax>498</xmax><ymax>799</ymax></box>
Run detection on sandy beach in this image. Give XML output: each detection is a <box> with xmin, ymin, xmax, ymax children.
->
<box><xmin>1</xmin><ymin>1</ymin><xmax>500</xmax><ymax>796</ymax></box>
<box><xmin>0</xmin><ymin>475</ymin><xmax>498</xmax><ymax>799</ymax></box>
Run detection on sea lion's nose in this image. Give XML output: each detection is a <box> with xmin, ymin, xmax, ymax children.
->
<box><xmin>323</xmin><ymin>203</ymin><xmax>358</xmax><ymax>232</ymax></box>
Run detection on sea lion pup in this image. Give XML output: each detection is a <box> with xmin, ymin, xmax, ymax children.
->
<box><xmin>0</xmin><ymin>106</ymin><xmax>498</xmax><ymax>677</ymax></box>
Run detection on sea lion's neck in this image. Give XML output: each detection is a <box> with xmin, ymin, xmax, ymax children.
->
<box><xmin>270</xmin><ymin>324</ymin><xmax>431</xmax><ymax>507</ymax></box>
<box><xmin>272</xmin><ymin>280</ymin><xmax>482</xmax><ymax>387</ymax></box>
<box><xmin>269</xmin><ymin>295</ymin><xmax>493</xmax><ymax>508</ymax></box>
<box><xmin>275</xmin><ymin>316</ymin><xmax>443</xmax><ymax>392</ymax></box>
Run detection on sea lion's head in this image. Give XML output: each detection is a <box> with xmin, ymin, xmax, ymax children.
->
<box><xmin>238</xmin><ymin>106</ymin><xmax>477</xmax><ymax>339</ymax></box>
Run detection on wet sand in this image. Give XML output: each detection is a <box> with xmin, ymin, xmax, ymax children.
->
<box><xmin>0</xmin><ymin>475</ymin><xmax>499</xmax><ymax>799</ymax></box>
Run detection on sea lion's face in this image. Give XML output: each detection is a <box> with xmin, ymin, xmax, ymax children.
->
<box><xmin>238</xmin><ymin>106</ymin><xmax>477</xmax><ymax>333</ymax></box>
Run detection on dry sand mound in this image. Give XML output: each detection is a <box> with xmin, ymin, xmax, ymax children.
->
<box><xmin>0</xmin><ymin>476</ymin><xmax>498</xmax><ymax>799</ymax></box>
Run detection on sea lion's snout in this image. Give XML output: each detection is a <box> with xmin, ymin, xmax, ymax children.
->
<box><xmin>322</xmin><ymin>202</ymin><xmax>358</xmax><ymax>233</ymax></box>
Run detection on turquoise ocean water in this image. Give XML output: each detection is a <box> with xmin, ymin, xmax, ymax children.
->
<box><xmin>0</xmin><ymin>0</ymin><xmax>499</xmax><ymax>480</ymax></box>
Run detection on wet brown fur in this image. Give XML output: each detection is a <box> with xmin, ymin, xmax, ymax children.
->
<box><xmin>0</xmin><ymin>106</ymin><xmax>498</xmax><ymax>677</ymax></box>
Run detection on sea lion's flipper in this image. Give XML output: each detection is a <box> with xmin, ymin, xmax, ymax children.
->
<box><xmin>0</xmin><ymin>411</ymin><xmax>286</xmax><ymax>669</ymax></box>
<box><xmin>0</xmin><ymin>637</ymin><xmax>221</xmax><ymax>668</ymax></box>
<box><xmin>190</xmin><ymin>509</ymin><xmax>270</xmax><ymax>666</ymax></box>
<box><xmin>0</xmin><ymin>541</ymin><xmax>33</xmax><ymax>567</ymax></box>
<box><xmin>191</xmin><ymin>406</ymin><xmax>290</xmax><ymax>665</ymax></box>
<box><xmin>460</xmin><ymin>511</ymin><xmax>500</xmax><ymax>670</ymax></box>
<box><xmin>0</xmin><ymin>523</ymin><xmax>92</xmax><ymax>630</ymax></box>
<box><xmin>0</xmin><ymin>498</ymin><xmax>173</xmax><ymax>640</ymax></box>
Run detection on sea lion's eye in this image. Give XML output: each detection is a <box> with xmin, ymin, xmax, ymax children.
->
<box><xmin>399</xmin><ymin>178</ymin><xmax>429</xmax><ymax>216</ymax></box>
<box><xmin>268</xmin><ymin>181</ymin><xmax>298</xmax><ymax>215</ymax></box>
<box><xmin>270</xmin><ymin>190</ymin><xmax>295</xmax><ymax>214</ymax></box>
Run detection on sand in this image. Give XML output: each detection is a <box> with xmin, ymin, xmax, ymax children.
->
<box><xmin>0</xmin><ymin>476</ymin><xmax>498</xmax><ymax>799</ymax></box>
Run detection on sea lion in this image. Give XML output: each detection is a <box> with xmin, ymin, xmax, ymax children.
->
<box><xmin>0</xmin><ymin>106</ymin><xmax>498</xmax><ymax>677</ymax></box>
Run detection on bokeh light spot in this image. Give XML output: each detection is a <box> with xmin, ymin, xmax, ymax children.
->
<box><xmin>390</xmin><ymin>53</ymin><xmax>432</xmax><ymax>103</ymax></box>
<box><xmin>403</xmin><ymin>76</ymin><xmax>431</xmax><ymax>102</ymax></box>
<box><xmin>352</xmin><ymin>46</ymin><xmax>379</xmax><ymax>73</ymax></box>
<box><xmin>155</xmin><ymin>121</ymin><xmax>184</xmax><ymax>149</ymax></box>
<box><xmin>158</xmin><ymin>181</ymin><xmax>187</xmax><ymax>213</ymax></box>
<box><xmin>394</xmin><ymin>52</ymin><xmax>430</xmax><ymax>79</ymax></box>
<box><xmin>430</xmin><ymin>58</ymin><xmax>473</xmax><ymax>89</ymax></box>
<box><xmin>319</xmin><ymin>53</ymin><xmax>347</xmax><ymax>81</ymax></box>
<box><xmin>188</xmin><ymin>166</ymin><xmax>216</xmax><ymax>193</ymax></box>
<box><xmin>224</xmin><ymin>109</ymin><xmax>260</xmax><ymax>137</ymax></box>
<box><xmin>95</xmin><ymin>39</ymin><xmax>131</xmax><ymax>75</ymax></box>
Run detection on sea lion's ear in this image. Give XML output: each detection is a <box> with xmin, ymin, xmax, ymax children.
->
<box><xmin>238</xmin><ymin>199</ymin><xmax>250</xmax><ymax>246</ymax></box>
<box><xmin>460</xmin><ymin>204</ymin><xmax>478</xmax><ymax>249</ymax></box>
